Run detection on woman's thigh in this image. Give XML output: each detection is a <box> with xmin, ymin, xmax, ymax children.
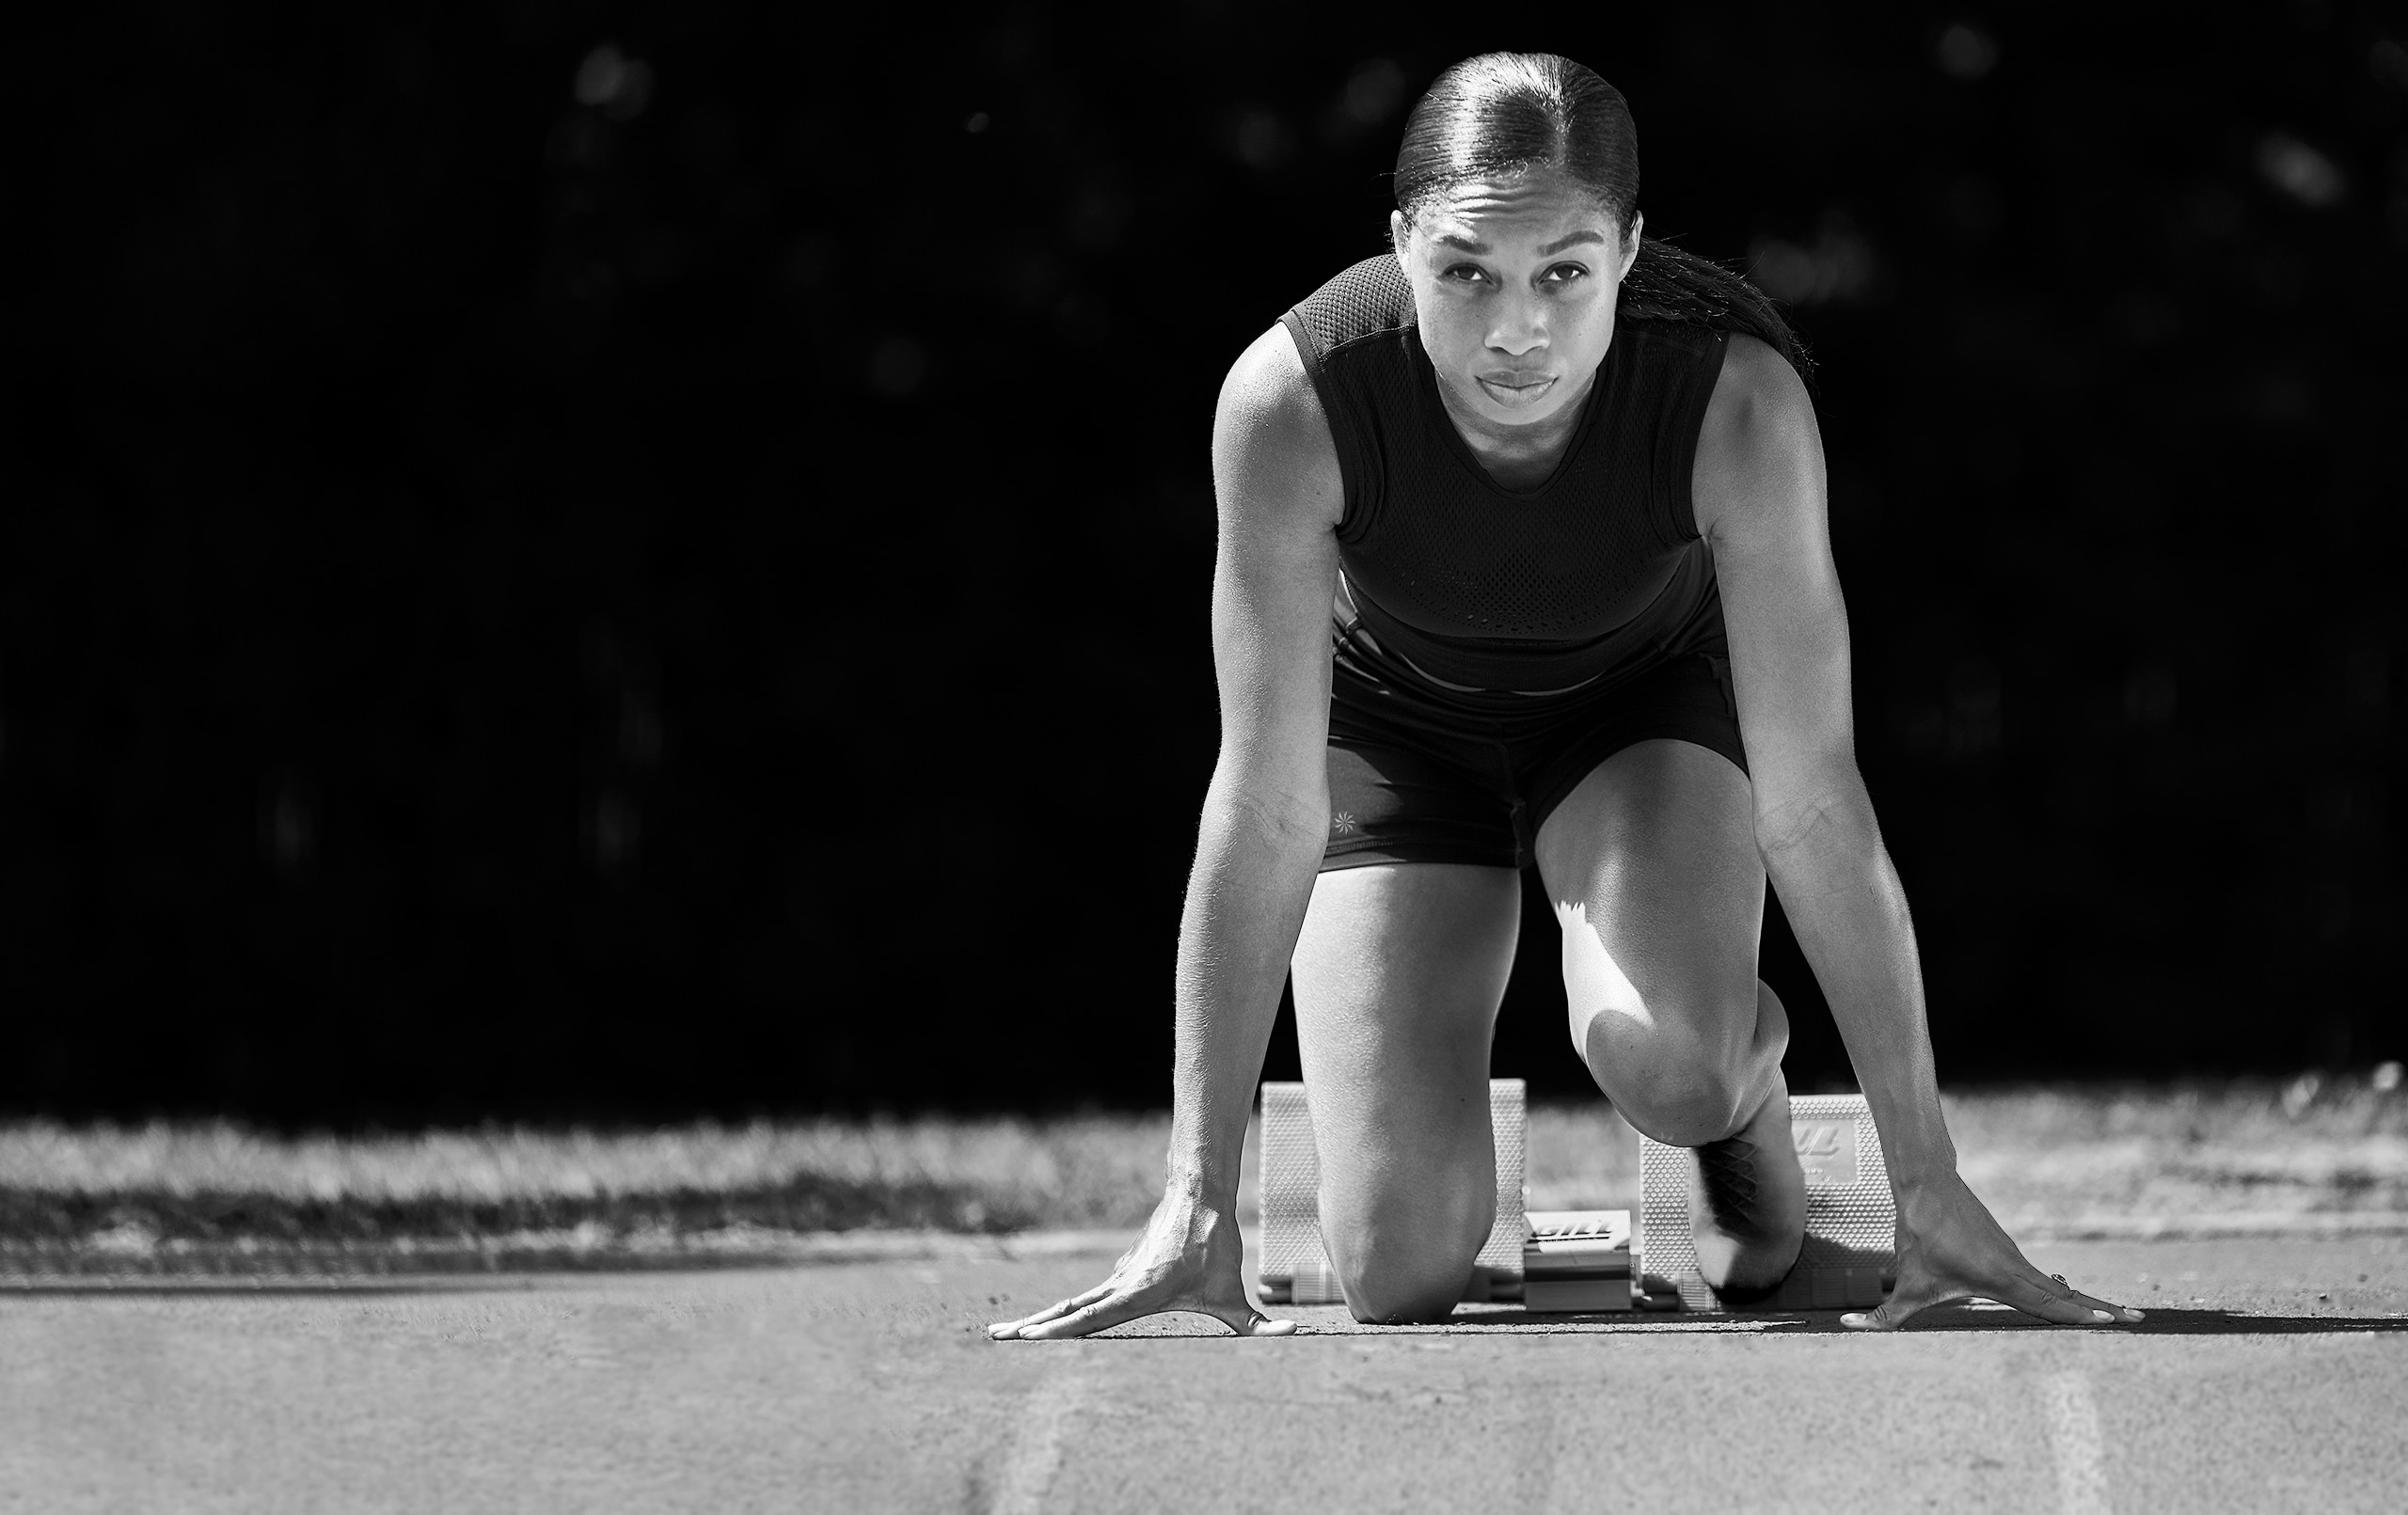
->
<box><xmin>1290</xmin><ymin>861</ymin><xmax>1518</xmax><ymax>1318</ymax></box>
<box><xmin>1533</xmin><ymin>738</ymin><xmax>1780</xmax><ymax>1143</ymax></box>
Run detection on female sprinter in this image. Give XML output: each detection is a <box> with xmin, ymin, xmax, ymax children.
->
<box><xmin>991</xmin><ymin>53</ymin><xmax>2140</xmax><ymax>1336</ymax></box>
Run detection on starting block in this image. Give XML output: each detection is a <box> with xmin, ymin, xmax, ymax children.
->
<box><xmin>1524</xmin><ymin>1208</ymin><xmax>1632</xmax><ymax>1311</ymax></box>
<box><xmin>1638</xmin><ymin>1093</ymin><xmax>1896</xmax><ymax>1311</ymax></box>
<box><xmin>1256</xmin><ymin>1081</ymin><xmax>1893</xmax><ymax>1315</ymax></box>
<box><xmin>1256</xmin><ymin>1079</ymin><xmax>1528</xmax><ymax>1306</ymax></box>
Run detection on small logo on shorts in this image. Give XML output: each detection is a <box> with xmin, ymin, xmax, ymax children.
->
<box><xmin>1331</xmin><ymin>811</ymin><xmax>1358</xmax><ymax>835</ymax></box>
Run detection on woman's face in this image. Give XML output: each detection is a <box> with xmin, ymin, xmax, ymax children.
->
<box><xmin>1391</xmin><ymin>168</ymin><xmax>1641</xmax><ymax>434</ymax></box>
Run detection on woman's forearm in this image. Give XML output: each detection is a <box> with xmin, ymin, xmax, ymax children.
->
<box><xmin>1760</xmin><ymin>781</ymin><xmax>1959</xmax><ymax>1189</ymax></box>
<box><xmin>1164</xmin><ymin>774</ymin><xmax>1329</xmax><ymax>1209</ymax></box>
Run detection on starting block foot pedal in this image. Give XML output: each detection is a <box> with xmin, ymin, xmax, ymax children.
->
<box><xmin>1524</xmin><ymin>1208</ymin><xmax>1632</xmax><ymax>1312</ymax></box>
<box><xmin>1638</xmin><ymin>1093</ymin><xmax>1895</xmax><ymax>1312</ymax></box>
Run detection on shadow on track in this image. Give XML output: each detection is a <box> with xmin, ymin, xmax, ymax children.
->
<box><xmin>1978</xmin><ymin>1306</ymin><xmax>2408</xmax><ymax>1336</ymax></box>
<box><xmin>1756</xmin><ymin>1305</ymin><xmax>2408</xmax><ymax>1335</ymax></box>
<box><xmin>1067</xmin><ymin>1305</ymin><xmax>2408</xmax><ymax>1339</ymax></box>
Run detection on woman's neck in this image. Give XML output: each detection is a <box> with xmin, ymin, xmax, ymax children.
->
<box><xmin>1434</xmin><ymin>368</ymin><xmax>1596</xmax><ymax>492</ymax></box>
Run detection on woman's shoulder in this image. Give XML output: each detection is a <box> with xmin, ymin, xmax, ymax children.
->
<box><xmin>1702</xmin><ymin>333</ymin><xmax>1815</xmax><ymax>437</ymax></box>
<box><xmin>1216</xmin><ymin>324</ymin><xmax>1342</xmax><ymax>506</ymax></box>
<box><xmin>1690</xmin><ymin>332</ymin><xmax>1823</xmax><ymax>540</ymax></box>
<box><xmin>1285</xmin><ymin>253</ymin><xmax>1415</xmax><ymax>363</ymax></box>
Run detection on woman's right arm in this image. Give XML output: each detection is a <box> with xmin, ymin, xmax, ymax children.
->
<box><xmin>990</xmin><ymin>324</ymin><xmax>1343</xmax><ymax>1340</ymax></box>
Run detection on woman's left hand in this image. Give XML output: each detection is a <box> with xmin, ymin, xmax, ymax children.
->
<box><xmin>1842</xmin><ymin>1172</ymin><xmax>2146</xmax><ymax>1331</ymax></box>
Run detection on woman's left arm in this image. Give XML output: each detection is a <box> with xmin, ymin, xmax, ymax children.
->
<box><xmin>1696</xmin><ymin>337</ymin><xmax>2140</xmax><ymax>1331</ymax></box>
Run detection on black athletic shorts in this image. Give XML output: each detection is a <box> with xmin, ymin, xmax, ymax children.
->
<box><xmin>1322</xmin><ymin>639</ymin><xmax>1750</xmax><ymax>874</ymax></box>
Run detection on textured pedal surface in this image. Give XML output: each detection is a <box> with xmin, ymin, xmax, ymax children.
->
<box><xmin>1256</xmin><ymin>1079</ymin><xmax>1527</xmax><ymax>1306</ymax></box>
<box><xmin>1637</xmin><ymin>1094</ymin><xmax>1894</xmax><ymax>1312</ymax></box>
<box><xmin>1257</xmin><ymin>1082</ymin><xmax>1323</xmax><ymax>1297</ymax></box>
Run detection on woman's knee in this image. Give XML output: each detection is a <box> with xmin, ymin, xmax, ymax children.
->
<box><xmin>1341</xmin><ymin>1249</ymin><xmax>1479</xmax><ymax>1324</ymax></box>
<box><xmin>1608</xmin><ymin>1057</ymin><xmax>1757</xmax><ymax>1146</ymax></box>
<box><xmin>1574</xmin><ymin>983</ymin><xmax>1785</xmax><ymax>1147</ymax></box>
<box><xmin>1323</xmin><ymin>1176</ymin><xmax>1495</xmax><ymax>1324</ymax></box>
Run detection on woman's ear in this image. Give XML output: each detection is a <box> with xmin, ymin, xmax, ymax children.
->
<box><xmin>1388</xmin><ymin>209</ymin><xmax>1409</xmax><ymax>261</ymax></box>
<box><xmin>1619</xmin><ymin>211</ymin><xmax>1645</xmax><ymax>281</ymax></box>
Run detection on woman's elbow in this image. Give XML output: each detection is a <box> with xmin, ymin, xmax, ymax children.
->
<box><xmin>1751</xmin><ymin>763</ymin><xmax>1875</xmax><ymax>862</ymax></box>
<box><xmin>1202</xmin><ymin>765</ymin><xmax>1330</xmax><ymax>852</ymax></box>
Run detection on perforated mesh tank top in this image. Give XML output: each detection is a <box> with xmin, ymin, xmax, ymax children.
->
<box><xmin>1280</xmin><ymin>254</ymin><xmax>1731</xmax><ymax>693</ymax></box>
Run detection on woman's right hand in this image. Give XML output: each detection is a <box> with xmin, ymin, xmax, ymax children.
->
<box><xmin>986</xmin><ymin>1192</ymin><xmax>1297</xmax><ymax>1340</ymax></box>
<box><xmin>989</xmin><ymin>324</ymin><xmax>1338</xmax><ymax>1348</ymax></box>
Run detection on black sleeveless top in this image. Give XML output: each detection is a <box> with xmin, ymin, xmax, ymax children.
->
<box><xmin>1281</xmin><ymin>255</ymin><xmax>1731</xmax><ymax>694</ymax></box>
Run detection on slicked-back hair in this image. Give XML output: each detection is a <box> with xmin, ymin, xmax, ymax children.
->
<box><xmin>1395</xmin><ymin>53</ymin><xmax>1813</xmax><ymax>382</ymax></box>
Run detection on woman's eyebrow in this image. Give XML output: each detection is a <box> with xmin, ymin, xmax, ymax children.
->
<box><xmin>1431</xmin><ymin>229</ymin><xmax>1605</xmax><ymax>256</ymax></box>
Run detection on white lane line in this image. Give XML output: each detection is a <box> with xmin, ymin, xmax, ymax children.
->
<box><xmin>992</xmin><ymin>1374</ymin><xmax>1089</xmax><ymax>1515</ymax></box>
<box><xmin>2038</xmin><ymin>1370</ymin><xmax>2112</xmax><ymax>1515</ymax></box>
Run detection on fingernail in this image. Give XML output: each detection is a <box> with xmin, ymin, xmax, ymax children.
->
<box><xmin>2091</xmin><ymin>1309</ymin><xmax>2114</xmax><ymax>1322</ymax></box>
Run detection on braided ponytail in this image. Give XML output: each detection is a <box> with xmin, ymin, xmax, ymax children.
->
<box><xmin>1393</xmin><ymin>53</ymin><xmax>1811</xmax><ymax>384</ymax></box>
<box><xmin>1620</xmin><ymin>238</ymin><xmax>1814</xmax><ymax>384</ymax></box>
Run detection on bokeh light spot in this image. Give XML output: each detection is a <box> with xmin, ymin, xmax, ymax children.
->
<box><xmin>1227</xmin><ymin>106</ymin><xmax>1295</xmax><ymax>172</ymax></box>
<box><xmin>869</xmin><ymin>336</ymin><xmax>927</xmax><ymax>397</ymax></box>
<box><xmin>2110</xmin><ymin>289</ymin><xmax>2181</xmax><ymax>346</ymax></box>
<box><xmin>2124</xmin><ymin>664</ymin><xmax>2178</xmax><ymax>730</ymax></box>
<box><xmin>1944</xmin><ymin>659</ymin><xmax>2003</xmax><ymax>756</ymax></box>
<box><xmin>2252</xmin><ymin>370</ymin><xmax>2313</xmax><ymax>427</ymax></box>
<box><xmin>2256</xmin><ymin>132</ymin><xmax>2345</xmax><ymax>208</ymax></box>
<box><xmin>964</xmin><ymin>111</ymin><xmax>991</xmax><ymax>134</ymax></box>
<box><xmin>575</xmin><ymin>45</ymin><xmax>655</xmax><ymax>121</ymax></box>
<box><xmin>1935</xmin><ymin>23</ymin><xmax>2000</xmax><ymax>80</ymax></box>
<box><xmin>2374</xmin><ymin>38</ymin><xmax>2408</xmax><ymax>89</ymax></box>
<box><xmin>1065</xmin><ymin>183</ymin><xmax>1131</xmax><ymax>250</ymax></box>
<box><xmin>785</xmin><ymin>232</ymin><xmax>836</xmax><ymax>288</ymax></box>
<box><xmin>1943</xmin><ymin>176</ymin><xmax>2004</xmax><ymax>238</ymax></box>
<box><xmin>1053</xmin><ymin>292</ymin><xmax>1109</xmax><ymax>347</ymax></box>
<box><xmin>1747</xmin><ymin>213</ymin><xmax>1878</xmax><ymax>305</ymax></box>
<box><xmin>259</xmin><ymin>781</ymin><xmax>316</xmax><ymax>874</ymax></box>
<box><xmin>592</xmin><ymin>791</ymin><xmax>640</xmax><ymax>870</ymax></box>
<box><xmin>1343</xmin><ymin>60</ymin><xmax>1405</xmax><ymax>124</ymax></box>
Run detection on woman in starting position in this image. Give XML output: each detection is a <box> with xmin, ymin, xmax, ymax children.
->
<box><xmin>992</xmin><ymin>52</ymin><xmax>2139</xmax><ymax>1336</ymax></box>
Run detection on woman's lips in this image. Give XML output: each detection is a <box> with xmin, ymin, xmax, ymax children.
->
<box><xmin>1477</xmin><ymin>372</ymin><xmax>1556</xmax><ymax>405</ymax></box>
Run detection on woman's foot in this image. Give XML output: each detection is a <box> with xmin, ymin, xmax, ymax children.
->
<box><xmin>1687</xmin><ymin>1083</ymin><xmax>1807</xmax><ymax>1301</ymax></box>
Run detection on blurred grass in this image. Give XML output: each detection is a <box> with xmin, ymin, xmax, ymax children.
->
<box><xmin>1530</xmin><ymin>1077</ymin><xmax>2408</xmax><ymax>1231</ymax></box>
<box><xmin>0</xmin><ymin>1116</ymin><xmax>1166</xmax><ymax>1246</ymax></box>
<box><xmin>1</xmin><ymin>1076</ymin><xmax>2401</xmax><ymax>1263</ymax></box>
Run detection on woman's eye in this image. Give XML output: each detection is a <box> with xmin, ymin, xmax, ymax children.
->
<box><xmin>1542</xmin><ymin>263</ymin><xmax>1590</xmax><ymax>284</ymax></box>
<box><xmin>1444</xmin><ymin>264</ymin><xmax>1489</xmax><ymax>284</ymax></box>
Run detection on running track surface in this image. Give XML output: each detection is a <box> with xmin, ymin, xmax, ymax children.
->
<box><xmin>3</xmin><ymin>1237</ymin><xmax>2402</xmax><ymax>1513</ymax></box>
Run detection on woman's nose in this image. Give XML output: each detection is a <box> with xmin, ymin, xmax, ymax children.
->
<box><xmin>1486</xmin><ymin>293</ymin><xmax>1548</xmax><ymax>356</ymax></box>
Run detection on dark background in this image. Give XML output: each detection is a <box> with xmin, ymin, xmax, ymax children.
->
<box><xmin>8</xmin><ymin>2</ymin><xmax>2401</xmax><ymax>1126</ymax></box>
